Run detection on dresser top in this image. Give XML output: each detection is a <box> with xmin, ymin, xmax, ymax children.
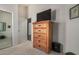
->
<box><xmin>33</xmin><ymin>20</ymin><xmax>52</xmax><ymax>24</ymax></box>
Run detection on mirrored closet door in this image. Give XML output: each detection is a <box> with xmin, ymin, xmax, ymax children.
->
<box><xmin>0</xmin><ymin>10</ymin><xmax>12</xmax><ymax>49</ymax></box>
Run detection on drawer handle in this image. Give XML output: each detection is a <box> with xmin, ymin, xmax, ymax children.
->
<box><xmin>38</xmin><ymin>35</ymin><xmax>41</xmax><ymax>37</ymax></box>
<box><xmin>38</xmin><ymin>45</ymin><xmax>40</xmax><ymax>47</ymax></box>
<box><xmin>38</xmin><ymin>25</ymin><xmax>41</xmax><ymax>26</ymax></box>
<box><xmin>38</xmin><ymin>30</ymin><xmax>41</xmax><ymax>31</ymax></box>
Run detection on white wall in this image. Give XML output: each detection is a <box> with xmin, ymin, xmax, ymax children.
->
<box><xmin>28</xmin><ymin>4</ymin><xmax>79</xmax><ymax>54</ymax></box>
<box><xmin>0</xmin><ymin>4</ymin><xmax>19</xmax><ymax>46</ymax></box>
<box><xmin>18</xmin><ymin>5</ymin><xmax>28</xmax><ymax>43</ymax></box>
<box><xmin>64</xmin><ymin>4</ymin><xmax>79</xmax><ymax>54</ymax></box>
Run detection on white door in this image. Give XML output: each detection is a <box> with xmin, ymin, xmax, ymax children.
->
<box><xmin>18</xmin><ymin>17</ymin><xmax>27</xmax><ymax>44</ymax></box>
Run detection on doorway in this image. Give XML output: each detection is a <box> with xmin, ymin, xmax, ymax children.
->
<box><xmin>27</xmin><ymin>18</ymin><xmax>31</xmax><ymax>40</ymax></box>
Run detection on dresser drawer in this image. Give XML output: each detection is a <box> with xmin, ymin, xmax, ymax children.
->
<box><xmin>33</xmin><ymin>43</ymin><xmax>40</xmax><ymax>49</ymax></box>
<box><xmin>34</xmin><ymin>43</ymin><xmax>47</xmax><ymax>51</ymax></box>
<box><xmin>34</xmin><ymin>38</ymin><xmax>47</xmax><ymax>44</ymax></box>
<box><xmin>33</xmin><ymin>29</ymin><xmax>47</xmax><ymax>33</ymax></box>
<box><xmin>33</xmin><ymin>42</ymin><xmax>48</xmax><ymax>53</ymax></box>
<box><xmin>39</xmin><ymin>43</ymin><xmax>47</xmax><ymax>47</ymax></box>
<box><xmin>33</xmin><ymin>24</ymin><xmax>47</xmax><ymax>28</ymax></box>
<box><xmin>33</xmin><ymin>34</ymin><xmax>47</xmax><ymax>39</ymax></box>
<box><xmin>33</xmin><ymin>39</ymin><xmax>40</xmax><ymax>44</ymax></box>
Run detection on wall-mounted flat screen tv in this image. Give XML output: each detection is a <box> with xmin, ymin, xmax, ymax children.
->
<box><xmin>37</xmin><ymin>9</ymin><xmax>51</xmax><ymax>21</ymax></box>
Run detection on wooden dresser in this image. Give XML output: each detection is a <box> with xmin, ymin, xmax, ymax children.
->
<box><xmin>33</xmin><ymin>20</ymin><xmax>53</xmax><ymax>53</ymax></box>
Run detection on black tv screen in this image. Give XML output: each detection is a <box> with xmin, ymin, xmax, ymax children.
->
<box><xmin>37</xmin><ymin>9</ymin><xmax>51</xmax><ymax>21</ymax></box>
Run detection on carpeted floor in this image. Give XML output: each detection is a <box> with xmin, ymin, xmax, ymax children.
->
<box><xmin>0</xmin><ymin>41</ymin><xmax>62</xmax><ymax>55</ymax></box>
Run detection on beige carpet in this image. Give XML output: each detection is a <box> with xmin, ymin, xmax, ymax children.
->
<box><xmin>0</xmin><ymin>41</ymin><xmax>61</xmax><ymax>55</ymax></box>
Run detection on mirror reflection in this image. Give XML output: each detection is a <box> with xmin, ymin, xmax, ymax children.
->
<box><xmin>0</xmin><ymin>10</ymin><xmax>12</xmax><ymax>50</ymax></box>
